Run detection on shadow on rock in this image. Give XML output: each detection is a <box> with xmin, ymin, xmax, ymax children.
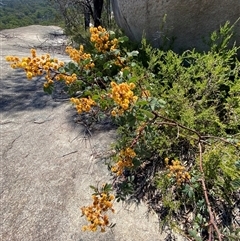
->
<box><xmin>0</xmin><ymin>69</ymin><xmax>68</xmax><ymax>113</ymax></box>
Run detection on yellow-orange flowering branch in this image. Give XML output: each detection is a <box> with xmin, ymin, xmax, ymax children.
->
<box><xmin>90</xmin><ymin>26</ymin><xmax>118</xmax><ymax>53</ymax></box>
<box><xmin>110</xmin><ymin>81</ymin><xmax>138</xmax><ymax>116</ymax></box>
<box><xmin>70</xmin><ymin>97</ymin><xmax>96</xmax><ymax>114</ymax></box>
<box><xmin>111</xmin><ymin>147</ymin><xmax>136</xmax><ymax>176</ymax></box>
<box><xmin>81</xmin><ymin>192</ymin><xmax>115</xmax><ymax>232</ymax></box>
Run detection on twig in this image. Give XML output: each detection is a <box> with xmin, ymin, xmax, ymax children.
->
<box><xmin>130</xmin><ymin>115</ymin><xmax>157</xmax><ymax>148</ymax></box>
<box><xmin>148</xmin><ymin>111</ymin><xmax>227</xmax><ymax>240</ymax></box>
<box><xmin>201</xmin><ymin>135</ymin><xmax>239</xmax><ymax>147</ymax></box>
<box><xmin>129</xmin><ymin>109</ymin><xmax>234</xmax><ymax>240</ymax></box>
<box><xmin>152</xmin><ymin>111</ymin><xmax>202</xmax><ymax>139</ymax></box>
<box><xmin>198</xmin><ymin>142</ymin><xmax>223</xmax><ymax>241</ymax></box>
<box><xmin>62</xmin><ymin>150</ymin><xmax>78</xmax><ymax>157</ymax></box>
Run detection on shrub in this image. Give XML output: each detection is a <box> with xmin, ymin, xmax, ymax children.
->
<box><xmin>6</xmin><ymin>22</ymin><xmax>240</xmax><ymax>240</ymax></box>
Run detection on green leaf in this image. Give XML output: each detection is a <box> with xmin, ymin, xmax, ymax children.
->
<box><xmin>140</xmin><ymin>109</ymin><xmax>155</xmax><ymax>118</ymax></box>
<box><xmin>127</xmin><ymin>51</ymin><xmax>139</xmax><ymax>57</ymax></box>
<box><xmin>118</xmin><ymin>36</ymin><xmax>129</xmax><ymax>43</ymax></box>
<box><xmin>108</xmin><ymin>30</ymin><xmax>115</xmax><ymax>36</ymax></box>
<box><xmin>183</xmin><ymin>184</ymin><xmax>194</xmax><ymax>199</ymax></box>
<box><xmin>150</xmin><ymin>97</ymin><xmax>159</xmax><ymax>111</ymax></box>
<box><xmin>132</xmin><ymin>158</ymin><xmax>141</xmax><ymax>167</ymax></box>
<box><xmin>91</xmin><ymin>94</ymin><xmax>100</xmax><ymax>101</ymax></box>
<box><xmin>188</xmin><ymin>229</ymin><xmax>202</xmax><ymax>241</ymax></box>
<box><xmin>103</xmin><ymin>61</ymin><xmax>112</xmax><ymax>69</ymax></box>
<box><xmin>83</xmin><ymin>58</ymin><xmax>91</xmax><ymax>64</ymax></box>
<box><xmin>68</xmin><ymin>62</ymin><xmax>77</xmax><ymax>70</ymax></box>
<box><xmin>89</xmin><ymin>185</ymin><xmax>98</xmax><ymax>193</ymax></box>
<box><xmin>43</xmin><ymin>84</ymin><xmax>54</xmax><ymax>95</ymax></box>
<box><xmin>122</xmin><ymin>68</ymin><xmax>130</xmax><ymax>78</ymax></box>
<box><xmin>111</xmin><ymin>49</ymin><xmax>120</xmax><ymax>55</ymax></box>
<box><xmin>128</xmin><ymin>76</ymin><xmax>138</xmax><ymax>83</ymax></box>
<box><xmin>136</xmin><ymin>114</ymin><xmax>145</xmax><ymax>121</ymax></box>
<box><xmin>58</xmin><ymin>67</ymin><xmax>66</xmax><ymax>73</ymax></box>
<box><xmin>158</xmin><ymin>98</ymin><xmax>167</xmax><ymax>107</ymax></box>
<box><xmin>127</xmin><ymin>114</ymin><xmax>136</xmax><ymax>127</ymax></box>
<box><xmin>102</xmin><ymin>183</ymin><xmax>112</xmax><ymax>192</ymax></box>
<box><xmin>135</xmin><ymin>100</ymin><xmax>148</xmax><ymax>106</ymax></box>
<box><xmin>226</xmin><ymin>138</ymin><xmax>239</xmax><ymax>144</ymax></box>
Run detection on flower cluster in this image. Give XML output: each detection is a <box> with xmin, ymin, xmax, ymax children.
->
<box><xmin>111</xmin><ymin>147</ymin><xmax>136</xmax><ymax>176</ymax></box>
<box><xmin>90</xmin><ymin>26</ymin><xmax>118</xmax><ymax>53</ymax></box>
<box><xmin>165</xmin><ymin>158</ymin><xmax>191</xmax><ymax>186</ymax></box>
<box><xmin>70</xmin><ymin>97</ymin><xmax>96</xmax><ymax>114</ymax></box>
<box><xmin>81</xmin><ymin>192</ymin><xmax>115</xmax><ymax>232</ymax></box>
<box><xmin>55</xmin><ymin>73</ymin><xmax>78</xmax><ymax>85</ymax></box>
<box><xmin>65</xmin><ymin>45</ymin><xmax>94</xmax><ymax>69</ymax></box>
<box><xmin>6</xmin><ymin>49</ymin><xmax>64</xmax><ymax>87</ymax></box>
<box><xmin>110</xmin><ymin>81</ymin><xmax>138</xmax><ymax>116</ymax></box>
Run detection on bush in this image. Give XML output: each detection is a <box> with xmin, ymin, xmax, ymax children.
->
<box><xmin>6</xmin><ymin>22</ymin><xmax>240</xmax><ymax>240</ymax></box>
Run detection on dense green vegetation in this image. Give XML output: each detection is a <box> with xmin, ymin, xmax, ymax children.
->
<box><xmin>0</xmin><ymin>0</ymin><xmax>64</xmax><ymax>30</ymax></box>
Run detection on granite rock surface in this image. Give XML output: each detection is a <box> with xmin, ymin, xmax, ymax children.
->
<box><xmin>112</xmin><ymin>0</ymin><xmax>240</xmax><ymax>53</ymax></box>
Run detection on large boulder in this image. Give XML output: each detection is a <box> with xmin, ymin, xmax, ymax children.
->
<box><xmin>112</xmin><ymin>0</ymin><xmax>240</xmax><ymax>52</ymax></box>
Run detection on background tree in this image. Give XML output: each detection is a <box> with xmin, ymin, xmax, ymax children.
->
<box><xmin>93</xmin><ymin>0</ymin><xmax>103</xmax><ymax>27</ymax></box>
<box><xmin>49</xmin><ymin>0</ymin><xmax>113</xmax><ymax>44</ymax></box>
<box><xmin>0</xmin><ymin>0</ymin><xmax>64</xmax><ymax>30</ymax></box>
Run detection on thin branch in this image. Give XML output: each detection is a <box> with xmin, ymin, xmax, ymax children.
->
<box><xmin>201</xmin><ymin>135</ymin><xmax>239</xmax><ymax>147</ymax></box>
<box><xmin>198</xmin><ymin>142</ymin><xmax>223</xmax><ymax>241</ymax></box>
<box><xmin>152</xmin><ymin>111</ymin><xmax>202</xmax><ymax>139</ymax></box>
<box><xmin>138</xmin><ymin>110</ymin><xmax>227</xmax><ymax>240</ymax></box>
<box><xmin>130</xmin><ymin>115</ymin><xmax>157</xmax><ymax>148</ymax></box>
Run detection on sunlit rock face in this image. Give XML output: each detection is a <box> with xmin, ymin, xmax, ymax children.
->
<box><xmin>112</xmin><ymin>0</ymin><xmax>240</xmax><ymax>52</ymax></box>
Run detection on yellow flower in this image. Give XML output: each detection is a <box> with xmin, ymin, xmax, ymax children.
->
<box><xmin>21</xmin><ymin>62</ymin><xmax>27</xmax><ymax>67</ymax></box>
<box><xmin>11</xmin><ymin>64</ymin><xmax>17</xmax><ymax>68</ymax></box>
<box><xmin>43</xmin><ymin>82</ymin><xmax>49</xmax><ymax>88</ymax></box>
<box><xmin>71</xmin><ymin>97</ymin><xmax>96</xmax><ymax>114</ymax></box>
<box><xmin>5</xmin><ymin>56</ymin><xmax>12</xmax><ymax>61</ymax></box>
<box><xmin>81</xmin><ymin>191</ymin><xmax>114</xmax><ymax>232</ymax></box>
<box><xmin>166</xmin><ymin>159</ymin><xmax>190</xmax><ymax>185</ymax></box>
<box><xmin>125</xmin><ymin>147</ymin><xmax>136</xmax><ymax>158</ymax></box>
<box><xmin>89</xmin><ymin>26</ymin><xmax>118</xmax><ymax>53</ymax></box>
<box><xmin>110</xmin><ymin>82</ymin><xmax>138</xmax><ymax>114</ymax></box>
<box><xmin>129</xmin><ymin>83</ymin><xmax>135</xmax><ymax>89</ymax></box>
<box><xmin>31</xmin><ymin>48</ymin><xmax>37</xmax><ymax>57</ymax></box>
<box><xmin>165</xmin><ymin>158</ymin><xmax>169</xmax><ymax>165</ymax></box>
<box><xmin>26</xmin><ymin>72</ymin><xmax>33</xmax><ymax>79</ymax></box>
<box><xmin>111</xmin><ymin>110</ymin><xmax>117</xmax><ymax>117</ymax></box>
<box><xmin>111</xmin><ymin>147</ymin><xmax>136</xmax><ymax>176</ymax></box>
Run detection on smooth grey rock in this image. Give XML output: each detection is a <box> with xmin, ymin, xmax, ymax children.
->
<box><xmin>112</xmin><ymin>0</ymin><xmax>240</xmax><ymax>52</ymax></box>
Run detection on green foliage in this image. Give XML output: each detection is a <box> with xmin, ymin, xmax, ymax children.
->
<box><xmin>0</xmin><ymin>0</ymin><xmax>64</xmax><ymax>30</ymax></box>
<box><xmin>107</xmin><ymin>22</ymin><xmax>239</xmax><ymax>240</ymax></box>
<box><xmin>6</xmin><ymin>21</ymin><xmax>240</xmax><ymax>240</ymax></box>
